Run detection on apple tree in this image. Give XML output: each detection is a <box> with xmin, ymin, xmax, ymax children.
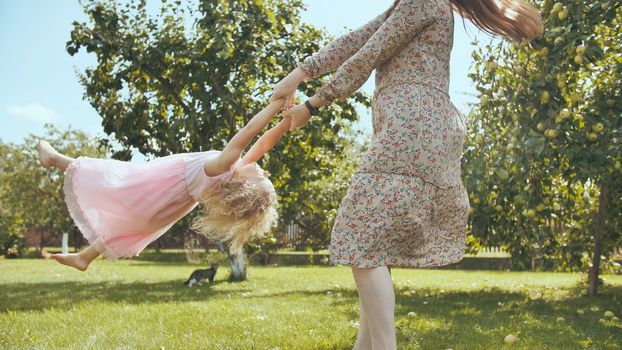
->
<box><xmin>463</xmin><ymin>0</ymin><xmax>621</xmax><ymax>295</ymax></box>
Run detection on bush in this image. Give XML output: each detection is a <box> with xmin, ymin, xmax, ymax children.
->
<box><xmin>2</xmin><ymin>233</ymin><xmax>25</xmax><ymax>258</ymax></box>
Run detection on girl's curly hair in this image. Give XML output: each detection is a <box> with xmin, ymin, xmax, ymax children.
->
<box><xmin>191</xmin><ymin>169</ymin><xmax>278</xmax><ymax>253</ymax></box>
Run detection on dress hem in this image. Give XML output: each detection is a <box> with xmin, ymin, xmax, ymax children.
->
<box><xmin>63</xmin><ymin>158</ymin><xmax>135</xmax><ymax>260</ymax></box>
<box><xmin>329</xmin><ymin>249</ymin><xmax>466</xmax><ymax>269</ymax></box>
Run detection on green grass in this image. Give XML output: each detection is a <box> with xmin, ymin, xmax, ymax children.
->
<box><xmin>1</xmin><ymin>259</ymin><xmax>621</xmax><ymax>349</ymax></box>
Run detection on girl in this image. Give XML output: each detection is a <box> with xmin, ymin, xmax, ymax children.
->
<box><xmin>39</xmin><ymin>99</ymin><xmax>290</xmax><ymax>271</ymax></box>
<box><xmin>271</xmin><ymin>0</ymin><xmax>543</xmax><ymax>349</ymax></box>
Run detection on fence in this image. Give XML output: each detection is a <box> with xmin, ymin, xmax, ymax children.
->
<box><xmin>275</xmin><ymin>222</ymin><xmax>303</xmax><ymax>248</ymax></box>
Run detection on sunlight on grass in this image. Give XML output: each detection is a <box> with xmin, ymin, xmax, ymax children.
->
<box><xmin>1</xmin><ymin>259</ymin><xmax>621</xmax><ymax>349</ymax></box>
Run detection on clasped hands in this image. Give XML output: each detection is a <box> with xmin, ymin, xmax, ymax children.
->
<box><xmin>269</xmin><ymin>67</ymin><xmax>313</xmax><ymax>132</ymax></box>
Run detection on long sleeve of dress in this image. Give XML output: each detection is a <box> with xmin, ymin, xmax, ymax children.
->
<box><xmin>298</xmin><ymin>9</ymin><xmax>390</xmax><ymax>78</ymax></box>
<box><xmin>313</xmin><ymin>0</ymin><xmax>436</xmax><ymax>104</ymax></box>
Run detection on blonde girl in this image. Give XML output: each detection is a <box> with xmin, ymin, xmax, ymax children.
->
<box><xmin>39</xmin><ymin>99</ymin><xmax>290</xmax><ymax>271</ymax></box>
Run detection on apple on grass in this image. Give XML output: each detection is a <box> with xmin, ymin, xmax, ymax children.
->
<box><xmin>504</xmin><ymin>334</ymin><xmax>518</xmax><ymax>344</ymax></box>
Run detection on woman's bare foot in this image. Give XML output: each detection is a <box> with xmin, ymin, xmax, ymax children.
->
<box><xmin>36</xmin><ymin>140</ymin><xmax>58</xmax><ymax>168</ymax></box>
<box><xmin>41</xmin><ymin>250</ymin><xmax>90</xmax><ymax>271</ymax></box>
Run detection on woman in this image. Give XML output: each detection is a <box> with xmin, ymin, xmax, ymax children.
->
<box><xmin>271</xmin><ymin>0</ymin><xmax>543</xmax><ymax>348</ymax></box>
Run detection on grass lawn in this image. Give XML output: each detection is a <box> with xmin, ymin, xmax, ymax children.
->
<box><xmin>1</xmin><ymin>258</ymin><xmax>621</xmax><ymax>349</ymax></box>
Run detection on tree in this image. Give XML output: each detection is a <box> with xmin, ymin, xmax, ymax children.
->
<box><xmin>0</xmin><ymin>125</ymin><xmax>109</xmax><ymax>256</ymax></box>
<box><xmin>67</xmin><ymin>0</ymin><xmax>369</xmax><ymax>280</ymax></box>
<box><xmin>463</xmin><ymin>0</ymin><xmax>621</xmax><ymax>295</ymax></box>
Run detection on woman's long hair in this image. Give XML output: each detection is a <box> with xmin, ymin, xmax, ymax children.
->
<box><xmin>387</xmin><ymin>0</ymin><xmax>544</xmax><ymax>43</ymax></box>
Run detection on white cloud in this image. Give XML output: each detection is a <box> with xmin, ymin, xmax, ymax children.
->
<box><xmin>7</xmin><ymin>103</ymin><xmax>60</xmax><ymax>123</ymax></box>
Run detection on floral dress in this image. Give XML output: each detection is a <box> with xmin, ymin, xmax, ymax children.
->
<box><xmin>299</xmin><ymin>0</ymin><xmax>470</xmax><ymax>268</ymax></box>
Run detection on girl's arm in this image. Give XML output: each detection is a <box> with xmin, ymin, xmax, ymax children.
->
<box><xmin>204</xmin><ymin>99</ymin><xmax>286</xmax><ymax>176</ymax></box>
<box><xmin>241</xmin><ymin>116</ymin><xmax>292</xmax><ymax>164</ymax></box>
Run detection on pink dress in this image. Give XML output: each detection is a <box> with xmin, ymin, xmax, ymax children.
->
<box><xmin>63</xmin><ymin>150</ymin><xmax>264</xmax><ymax>259</ymax></box>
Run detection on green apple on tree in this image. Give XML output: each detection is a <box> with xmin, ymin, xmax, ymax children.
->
<box><xmin>558</xmin><ymin>9</ymin><xmax>569</xmax><ymax>20</ymax></box>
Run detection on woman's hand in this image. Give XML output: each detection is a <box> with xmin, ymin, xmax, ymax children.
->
<box><xmin>270</xmin><ymin>67</ymin><xmax>309</xmax><ymax>109</ymax></box>
<box><xmin>282</xmin><ymin>103</ymin><xmax>311</xmax><ymax>131</ymax></box>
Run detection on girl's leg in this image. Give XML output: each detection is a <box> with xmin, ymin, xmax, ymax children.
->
<box><xmin>353</xmin><ymin>297</ymin><xmax>372</xmax><ymax>350</ymax></box>
<box><xmin>351</xmin><ymin>266</ymin><xmax>396</xmax><ymax>350</ymax></box>
<box><xmin>42</xmin><ymin>245</ymin><xmax>101</xmax><ymax>272</ymax></box>
<box><xmin>36</xmin><ymin>140</ymin><xmax>75</xmax><ymax>171</ymax></box>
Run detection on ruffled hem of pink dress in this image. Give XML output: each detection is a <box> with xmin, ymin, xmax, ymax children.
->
<box><xmin>63</xmin><ymin>157</ymin><xmax>129</xmax><ymax>260</ymax></box>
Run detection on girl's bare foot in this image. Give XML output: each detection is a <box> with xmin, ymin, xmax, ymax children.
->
<box><xmin>36</xmin><ymin>140</ymin><xmax>57</xmax><ymax>168</ymax></box>
<box><xmin>41</xmin><ymin>250</ymin><xmax>90</xmax><ymax>271</ymax></box>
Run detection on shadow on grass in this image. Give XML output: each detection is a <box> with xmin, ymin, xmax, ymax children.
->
<box><xmin>0</xmin><ymin>280</ymin><xmax>251</xmax><ymax>313</ymax></box>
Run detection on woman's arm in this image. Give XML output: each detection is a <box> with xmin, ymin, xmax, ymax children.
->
<box><xmin>284</xmin><ymin>0</ymin><xmax>437</xmax><ymax>130</ymax></box>
<box><xmin>204</xmin><ymin>99</ymin><xmax>286</xmax><ymax>176</ymax></box>
<box><xmin>313</xmin><ymin>0</ymin><xmax>436</xmax><ymax>105</ymax></box>
<box><xmin>241</xmin><ymin>116</ymin><xmax>292</xmax><ymax>164</ymax></box>
<box><xmin>270</xmin><ymin>6</ymin><xmax>391</xmax><ymax>105</ymax></box>
<box><xmin>298</xmin><ymin>8</ymin><xmax>390</xmax><ymax>78</ymax></box>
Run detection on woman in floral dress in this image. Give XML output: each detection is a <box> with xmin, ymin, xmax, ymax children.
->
<box><xmin>271</xmin><ymin>0</ymin><xmax>543</xmax><ymax>348</ymax></box>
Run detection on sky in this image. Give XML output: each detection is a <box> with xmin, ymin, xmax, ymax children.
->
<box><xmin>0</xmin><ymin>0</ymin><xmax>497</xmax><ymax>151</ymax></box>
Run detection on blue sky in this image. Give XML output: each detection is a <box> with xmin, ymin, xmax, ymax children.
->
<box><xmin>0</xmin><ymin>0</ymin><xmax>496</xmax><ymax>148</ymax></box>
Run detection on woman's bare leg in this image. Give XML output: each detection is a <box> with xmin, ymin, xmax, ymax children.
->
<box><xmin>36</xmin><ymin>140</ymin><xmax>75</xmax><ymax>171</ymax></box>
<box><xmin>42</xmin><ymin>245</ymin><xmax>101</xmax><ymax>272</ymax></box>
<box><xmin>353</xmin><ymin>297</ymin><xmax>372</xmax><ymax>350</ymax></box>
<box><xmin>351</xmin><ymin>266</ymin><xmax>396</xmax><ymax>350</ymax></box>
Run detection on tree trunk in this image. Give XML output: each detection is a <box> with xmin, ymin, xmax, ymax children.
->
<box><xmin>588</xmin><ymin>182</ymin><xmax>609</xmax><ymax>297</ymax></box>
<box><xmin>73</xmin><ymin>227</ymin><xmax>81</xmax><ymax>253</ymax></box>
<box><xmin>217</xmin><ymin>243</ymin><xmax>247</xmax><ymax>281</ymax></box>
<box><xmin>229</xmin><ymin>250</ymin><xmax>247</xmax><ymax>281</ymax></box>
<box><xmin>38</xmin><ymin>228</ymin><xmax>45</xmax><ymax>253</ymax></box>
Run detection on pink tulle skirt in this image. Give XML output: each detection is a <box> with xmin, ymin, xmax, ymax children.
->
<box><xmin>63</xmin><ymin>155</ymin><xmax>198</xmax><ymax>259</ymax></box>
